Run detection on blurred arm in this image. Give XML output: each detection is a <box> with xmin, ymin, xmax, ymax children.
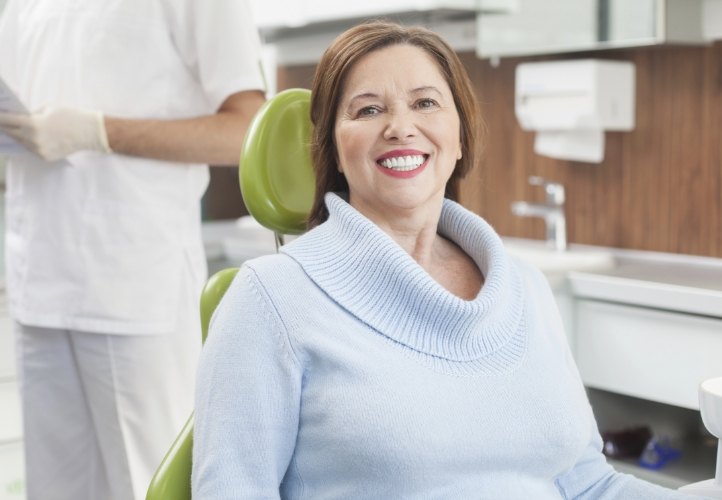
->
<box><xmin>105</xmin><ymin>89</ymin><xmax>266</xmax><ymax>166</ymax></box>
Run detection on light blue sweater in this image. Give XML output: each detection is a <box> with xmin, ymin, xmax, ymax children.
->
<box><xmin>193</xmin><ymin>193</ymin><xmax>706</xmax><ymax>499</ymax></box>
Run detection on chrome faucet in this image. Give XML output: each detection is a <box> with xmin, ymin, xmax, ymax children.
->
<box><xmin>511</xmin><ymin>176</ymin><xmax>567</xmax><ymax>251</ymax></box>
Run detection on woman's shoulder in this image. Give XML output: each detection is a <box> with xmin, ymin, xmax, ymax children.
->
<box><xmin>236</xmin><ymin>252</ymin><xmax>306</xmax><ymax>294</ymax></box>
<box><xmin>222</xmin><ymin>251</ymin><xmax>331</xmax><ymax>346</ymax></box>
<box><xmin>211</xmin><ymin>253</ymin><xmax>309</xmax><ymax>335</ymax></box>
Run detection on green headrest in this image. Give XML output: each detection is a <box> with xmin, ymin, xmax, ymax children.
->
<box><xmin>239</xmin><ymin>88</ymin><xmax>315</xmax><ymax>235</ymax></box>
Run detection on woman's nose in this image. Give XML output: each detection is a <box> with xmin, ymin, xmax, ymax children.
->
<box><xmin>383</xmin><ymin>109</ymin><xmax>417</xmax><ymax>141</ymax></box>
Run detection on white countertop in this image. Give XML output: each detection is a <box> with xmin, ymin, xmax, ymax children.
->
<box><xmin>567</xmin><ymin>247</ymin><xmax>722</xmax><ymax>318</ymax></box>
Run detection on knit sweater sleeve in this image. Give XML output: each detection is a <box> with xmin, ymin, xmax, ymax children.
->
<box><xmin>192</xmin><ymin>264</ymin><xmax>303</xmax><ymax>499</ymax></box>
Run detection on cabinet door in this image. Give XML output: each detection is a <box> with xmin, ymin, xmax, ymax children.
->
<box><xmin>575</xmin><ymin>300</ymin><xmax>722</xmax><ymax>410</ymax></box>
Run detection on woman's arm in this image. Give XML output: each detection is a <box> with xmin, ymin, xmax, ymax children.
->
<box><xmin>555</xmin><ymin>420</ymin><xmax>709</xmax><ymax>499</ymax></box>
<box><xmin>192</xmin><ymin>265</ymin><xmax>302</xmax><ymax>499</ymax></box>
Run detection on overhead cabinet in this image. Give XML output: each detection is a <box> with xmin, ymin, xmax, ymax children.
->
<box><xmin>477</xmin><ymin>0</ymin><xmax>706</xmax><ymax>58</ymax></box>
<box><xmin>251</xmin><ymin>0</ymin><xmax>517</xmax><ymax>31</ymax></box>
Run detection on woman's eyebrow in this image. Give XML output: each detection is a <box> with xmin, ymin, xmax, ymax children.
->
<box><xmin>346</xmin><ymin>92</ymin><xmax>379</xmax><ymax>107</ymax></box>
<box><xmin>409</xmin><ymin>86</ymin><xmax>443</xmax><ymax>96</ymax></box>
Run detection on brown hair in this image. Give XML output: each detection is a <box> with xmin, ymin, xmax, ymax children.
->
<box><xmin>306</xmin><ymin>20</ymin><xmax>483</xmax><ymax>227</ymax></box>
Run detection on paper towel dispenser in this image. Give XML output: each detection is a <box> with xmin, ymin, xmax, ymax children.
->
<box><xmin>515</xmin><ymin>59</ymin><xmax>635</xmax><ymax>163</ymax></box>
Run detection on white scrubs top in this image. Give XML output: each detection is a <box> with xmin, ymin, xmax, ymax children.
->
<box><xmin>0</xmin><ymin>0</ymin><xmax>266</xmax><ymax>334</ymax></box>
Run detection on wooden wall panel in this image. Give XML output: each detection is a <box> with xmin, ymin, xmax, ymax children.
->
<box><xmin>276</xmin><ymin>42</ymin><xmax>722</xmax><ymax>258</ymax></box>
<box><xmin>458</xmin><ymin>44</ymin><xmax>722</xmax><ymax>258</ymax></box>
<box><xmin>277</xmin><ymin>65</ymin><xmax>317</xmax><ymax>94</ymax></box>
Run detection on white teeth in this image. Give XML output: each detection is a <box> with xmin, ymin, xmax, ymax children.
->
<box><xmin>379</xmin><ymin>155</ymin><xmax>425</xmax><ymax>171</ymax></box>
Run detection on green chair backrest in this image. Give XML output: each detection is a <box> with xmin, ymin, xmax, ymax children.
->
<box><xmin>145</xmin><ymin>89</ymin><xmax>315</xmax><ymax>500</ymax></box>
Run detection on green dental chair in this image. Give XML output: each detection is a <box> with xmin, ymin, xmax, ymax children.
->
<box><xmin>145</xmin><ymin>88</ymin><xmax>314</xmax><ymax>500</ymax></box>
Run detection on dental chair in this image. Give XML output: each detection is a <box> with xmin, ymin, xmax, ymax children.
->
<box><xmin>146</xmin><ymin>87</ymin><xmax>722</xmax><ymax>499</ymax></box>
<box><xmin>145</xmin><ymin>88</ymin><xmax>314</xmax><ymax>500</ymax></box>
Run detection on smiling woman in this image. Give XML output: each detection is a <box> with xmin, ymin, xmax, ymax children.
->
<box><xmin>330</xmin><ymin>42</ymin><xmax>481</xmax><ymax>297</ymax></box>
<box><xmin>307</xmin><ymin>21</ymin><xmax>482</xmax><ymax>229</ymax></box>
<box><xmin>334</xmin><ymin>44</ymin><xmax>462</xmax><ymax>224</ymax></box>
<box><xmin>192</xmin><ymin>20</ymin><xmax>711</xmax><ymax>500</ymax></box>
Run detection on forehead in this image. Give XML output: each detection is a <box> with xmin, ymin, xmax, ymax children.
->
<box><xmin>340</xmin><ymin>44</ymin><xmax>450</xmax><ymax>98</ymax></box>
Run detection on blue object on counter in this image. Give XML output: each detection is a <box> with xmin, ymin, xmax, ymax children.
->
<box><xmin>638</xmin><ymin>436</ymin><xmax>682</xmax><ymax>469</ymax></box>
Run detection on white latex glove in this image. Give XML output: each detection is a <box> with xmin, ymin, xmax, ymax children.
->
<box><xmin>0</xmin><ymin>106</ymin><xmax>111</xmax><ymax>161</ymax></box>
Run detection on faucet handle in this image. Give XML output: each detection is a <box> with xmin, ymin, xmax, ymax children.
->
<box><xmin>528</xmin><ymin>176</ymin><xmax>565</xmax><ymax>205</ymax></box>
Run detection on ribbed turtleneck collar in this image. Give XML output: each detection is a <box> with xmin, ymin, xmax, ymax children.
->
<box><xmin>281</xmin><ymin>193</ymin><xmax>525</xmax><ymax>363</ymax></box>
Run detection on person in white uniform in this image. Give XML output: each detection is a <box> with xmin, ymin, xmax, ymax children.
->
<box><xmin>0</xmin><ymin>1</ymin><xmax>266</xmax><ymax>499</ymax></box>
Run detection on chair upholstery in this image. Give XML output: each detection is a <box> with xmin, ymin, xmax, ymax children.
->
<box><xmin>145</xmin><ymin>88</ymin><xmax>314</xmax><ymax>499</ymax></box>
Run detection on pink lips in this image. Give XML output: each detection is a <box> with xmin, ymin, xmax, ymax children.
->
<box><xmin>375</xmin><ymin>149</ymin><xmax>429</xmax><ymax>179</ymax></box>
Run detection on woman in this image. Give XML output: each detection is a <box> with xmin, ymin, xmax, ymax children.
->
<box><xmin>193</xmin><ymin>21</ymin><xmax>707</xmax><ymax>499</ymax></box>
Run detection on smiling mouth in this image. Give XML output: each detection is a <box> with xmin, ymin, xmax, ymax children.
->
<box><xmin>377</xmin><ymin>154</ymin><xmax>428</xmax><ymax>172</ymax></box>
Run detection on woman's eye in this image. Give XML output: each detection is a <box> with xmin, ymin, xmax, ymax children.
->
<box><xmin>416</xmin><ymin>98</ymin><xmax>439</xmax><ymax>110</ymax></box>
<box><xmin>356</xmin><ymin>106</ymin><xmax>380</xmax><ymax>118</ymax></box>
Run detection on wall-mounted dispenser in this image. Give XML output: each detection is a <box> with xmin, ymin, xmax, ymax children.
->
<box><xmin>515</xmin><ymin>59</ymin><xmax>635</xmax><ymax>163</ymax></box>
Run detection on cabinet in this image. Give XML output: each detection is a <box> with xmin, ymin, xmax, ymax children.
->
<box><xmin>575</xmin><ymin>300</ymin><xmax>722</xmax><ymax>410</ymax></box>
<box><xmin>251</xmin><ymin>0</ymin><xmax>516</xmax><ymax>31</ymax></box>
<box><xmin>508</xmin><ymin>239</ymin><xmax>722</xmax><ymax>488</ymax></box>
<box><xmin>477</xmin><ymin>0</ymin><xmax>707</xmax><ymax>59</ymax></box>
<box><xmin>250</xmin><ymin>0</ymin><xmax>494</xmax><ymax>67</ymax></box>
<box><xmin>573</xmin><ymin>298</ymin><xmax>721</xmax><ymax>487</ymax></box>
<box><xmin>562</xmin><ymin>250</ymin><xmax>722</xmax><ymax>489</ymax></box>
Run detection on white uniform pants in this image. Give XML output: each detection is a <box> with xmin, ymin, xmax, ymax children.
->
<box><xmin>15</xmin><ymin>319</ymin><xmax>201</xmax><ymax>500</ymax></box>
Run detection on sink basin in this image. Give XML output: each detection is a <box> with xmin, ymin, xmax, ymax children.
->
<box><xmin>503</xmin><ymin>238</ymin><xmax>615</xmax><ymax>276</ymax></box>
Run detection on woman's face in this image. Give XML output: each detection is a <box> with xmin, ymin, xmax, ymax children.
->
<box><xmin>334</xmin><ymin>44</ymin><xmax>461</xmax><ymax>223</ymax></box>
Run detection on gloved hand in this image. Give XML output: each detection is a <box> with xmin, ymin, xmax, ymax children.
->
<box><xmin>0</xmin><ymin>106</ymin><xmax>112</xmax><ymax>161</ymax></box>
